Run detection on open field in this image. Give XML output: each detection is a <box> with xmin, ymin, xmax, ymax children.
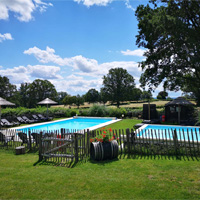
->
<box><xmin>52</xmin><ymin>100</ymin><xmax>172</xmax><ymax>109</ymax></box>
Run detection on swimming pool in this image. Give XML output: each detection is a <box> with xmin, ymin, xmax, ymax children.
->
<box><xmin>138</xmin><ymin>124</ymin><xmax>200</xmax><ymax>142</ymax></box>
<box><xmin>15</xmin><ymin>117</ymin><xmax>120</xmax><ymax>132</ymax></box>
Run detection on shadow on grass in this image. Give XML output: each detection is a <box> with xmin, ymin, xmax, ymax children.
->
<box><xmin>33</xmin><ymin>159</ymin><xmax>76</xmax><ymax>168</ymax></box>
<box><xmin>121</xmin><ymin>152</ymin><xmax>200</xmax><ymax>161</ymax></box>
<box><xmin>88</xmin><ymin>157</ymin><xmax>119</xmax><ymax>166</ymax></box>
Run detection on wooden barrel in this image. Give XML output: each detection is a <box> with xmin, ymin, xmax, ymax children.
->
<box><xmin>90</xmin><ymin>140</ymin><xmax>119</xmax><ymax>161</ymax></box>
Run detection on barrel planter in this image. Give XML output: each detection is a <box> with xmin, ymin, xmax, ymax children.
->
<box><xmin>90</xmin><ymin>140</ymin><xmax>119</xmax><ymax>161</ymax></box>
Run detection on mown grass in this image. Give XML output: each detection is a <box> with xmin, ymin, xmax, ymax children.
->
<box><xmin>97</xmin><ymin>118</ymin><xmax>142</xmax><ymax>131</ymax></box>
<box><xmin>1</xmin><ymin>119</ymin><xmax>200</xmax><ymax>199</ymax></box>
<box><xmin>0</xmin><ymin>150</ymin><xmax>200</xmax><ymax>199</ymax></box>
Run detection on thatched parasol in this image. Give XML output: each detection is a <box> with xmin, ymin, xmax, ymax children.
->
<box><xmin>0</xmin><ymin>97</ymin><xmax>15</xmax><ymax>128</ymax></box>
<box><xmin>37</xmin><ymin>98</ymin><xmax>57</xmax><ymax>118</ymax></box>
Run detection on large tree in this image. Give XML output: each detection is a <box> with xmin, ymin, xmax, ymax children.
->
<box><xmin>157</xmin><ymin>91</ymin><xmax>168</xmax><ymax>100</ymax></box>
<box><xmin>102</xmin><ymin>68</ymin><xmax>135</xmax><ymax>107</ymax></box>
<box><xmin>136</xmin><ymin>0</ymin><xmax>200</xmax><ymax>105</ymax></box>
<box><xmin>27</xmin><ymin>79</ymin><xmax>57</xmax><ymax>108</ymax></box>
<box><xmin>85</xmin><ymin>89</ymin><xmax>100</xmax><ymax>104</ymax></box>
<box><xmin>57</xmin><ymin>92</ymin><xmax>68</xmax><ymax>105</ymax></box>
<box><xmin>0</xmin><ymin>76</ymin><xmax>17</xmax><ymax>100</ymax></box>
<box><xmin>19</xmin><ymin>83</ymin><xmax>30</xmax><ymax>107</ymax></box>
<box><xmin>131</xmin><ymin>88</ymin><xmax>142</xmax><ymax>102</ymax></box>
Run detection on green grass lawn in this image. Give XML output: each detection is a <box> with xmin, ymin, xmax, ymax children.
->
<box><xmin>97</xmin><ymin>118</ymin><xmax>142</xmax><ymax>131</ymax></box>
<box><xmin>1</xmin><ymin>119</ymin><xmax>200</xmax><ymax>199</ymax></box>
<box><xmin>0</xmin><ymin>150</ymin><xmax>200</xmax><ymax>199</ymax></box>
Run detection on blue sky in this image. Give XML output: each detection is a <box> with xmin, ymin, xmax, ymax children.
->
<box><xmin>0</xmin><ymin>0</ymin><xmax>182</xmax><ymax>97</ymax></box>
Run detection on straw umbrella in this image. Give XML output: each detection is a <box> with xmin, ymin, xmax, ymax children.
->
<box><xmin>37</xmin><ymin>98</ymin><xmax>57</xmax><ymax>118</ymax></box>
<box><xmin>0</xmin><ymin>97</ymin><xmax>15</xmax><ymax>128</ymax></box>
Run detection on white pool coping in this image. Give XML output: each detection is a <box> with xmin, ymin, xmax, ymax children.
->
<box><xmin>136</xmin><ymin>124</ymin><xmax>200</xmax><ymax>143</ymax></box>
<box><xmin>11</xmin><ymin>116</ymin><xmax>121</xmax><ymax>131</ymax></box>
<box><xmin>138</xmin><ymin>124</ymin><xmax>200</xmax><ymax>133</ymax></box>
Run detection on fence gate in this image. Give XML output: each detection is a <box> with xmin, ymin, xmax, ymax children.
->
<box><xmin>39</xmin><ymin>130</ymin><xmax>88</xmax><ymax>164</ymax></box>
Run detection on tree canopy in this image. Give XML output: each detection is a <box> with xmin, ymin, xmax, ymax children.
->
<box><xmin>102</xmin><ymin>68</ymin><xmax>135</xmax><ymax>107</ymax></box>
<box><xmin>85</xmin><ymin>89</ymin><xmax>100</xmax><ymax>104</ymax></box>
<box><xmin>157</xmin><ymin>91</ymin><xmax>168</xmax><ymax>100</ymax></box>
<box><xmin>0</xmin><ymin>76</ymin><xmax>17</xmax><ymax>101</ymax></box>
<box><xmin>23</xmin><ymin>79</ymin><xmax>57</xmax><ymax>108</ymax></box>
<box><xmin>136</xmin><ymin>0</ymin><xmax>200</xmax><ymax>104</ymax></box>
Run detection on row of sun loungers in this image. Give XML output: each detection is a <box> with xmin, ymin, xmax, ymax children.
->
<box><xmin>0</xmin><ymin>114</ymin><xmax>53</xmax><ymax>128</ymax></box>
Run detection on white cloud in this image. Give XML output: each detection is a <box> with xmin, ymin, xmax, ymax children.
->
<box><xmin>24</xmin><ymin>46</ymin><xmax>99</xmax><ymax>72</ymax></box>
<box><xmin>24</xmin><ymin>46</ymin><xmax>142</xmax><ymax>78</ymax></box>
<box><xmin>0</xmin><ymin>65</ymin><xmax>62</xmax><ymax>84</ymax></box>
<box><xmin>0</xmin><ymin>66</ymin><xmax>30</xmax><ymax>83</ymax></box>
<box><xmin>27</xmin><ymin>65</ymin><xmax>62</xmax><ymax>79</ymax></box>
<box><xmin>125</xmin><ymin>0</ymin><xmax>135</xmax><ymax>11</ymax></box>
<box><xmin>74</xmin><ymin>0</ymin><xmax>113</xmax><ymax>7</ymax></box>
<box><xmin>121</xmin><ymin>49</ymin><xmax>146</xmax><ymax>57</ymax></box>
<box><xmin>0</xmin><ymin>33</ymin><xmax>13</xmax><ymax>42</ymax></box>
<box><xmin>24</xmin><ymin>46</ymin><xmax>70</xmax><ymax>65</ymax></box>
<box><xmin>51</xmin><ymin>77</ymin><xmax>102</xmax><ymax>95</ymax></box>
<box><xmin>0</xmin><ymin>0</ymin><xmax>52</xmax><ymax>22</ymax></box>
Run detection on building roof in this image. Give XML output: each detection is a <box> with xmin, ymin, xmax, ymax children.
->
<box><xmin>165</xmin><ymin>97</ymin><xmax>194</xmax><ymax>106</ymax></box>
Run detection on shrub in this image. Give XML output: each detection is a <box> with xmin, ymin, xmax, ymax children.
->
<box><xmin>108</xmin><ymin>107</ymin><xmax>127</xmax><ymax>118</ymax></box>
<box><xmin>131</xmin><ymin>109</ymin><xmax>143</xmax><ymax>117</ymax></box>
<box><xmin>70</xmin><ymin>110</ymin><xmax>77</xmax><ymax>117</ymax></box>
<box><xmin>88</xmin><ymin>105</ymin><xmax>109</xmax><ymax>117</ymax></box>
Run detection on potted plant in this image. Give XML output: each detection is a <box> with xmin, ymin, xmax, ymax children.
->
<box><xmin>90</xmin><ymin>128</ymin><xmax>119</xmax><ymax>161</ymax></box>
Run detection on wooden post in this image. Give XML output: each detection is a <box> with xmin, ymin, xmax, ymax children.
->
<box><xmin>164</xmin><ymin>130</ymin><xmax>169</xmax><ymax>155</ymax></box>
<box><xmin>126</xmin><ymin>128</ymin><xmax>130</xmax><ymax>154</ymax></box>
<box><xmin>182</xmin><ymin>129</ymin><xmax>188</xmax><ymax>157</ymax></box>
<box><xmin>148</xmin><ymin>100</ymin><xmax>150</xmax><ymax>120</ymax></box>
<box><xmin>173</xmin><ymin>129</ymin><xmax>178</xmax><ymax>156</ymax></box>
<box><xmin>28</xmin><ymin>130</ymin><xmax>32</xmax><ymax>151</ymax></box>
<box><xmin>74</xmin><ymin>133</ymin><xmax>78</xmax><ymax>163</ymax></box>
<box><xmin>87</xmin><ymin>129</ymin><xmax>90</xmax><ymax>156</ymax></box>
<box><xmin>195</xmin><ymin>129</ymin><xmax>199</xmax><ymax>155</ymax></box>
<box><xmin>39</xmin><ymin>132</ymin><xmax>43</xmax><ymax>161</ymax></box>
<box><xmin>187</xmin><ymin>129</ymin><xmax>192</xmax><ymax>156</ymax></box>
<box><xmin>178</xmin><ymin>105</ymin><xmax>181</xmax><ymax>124</ymax></box>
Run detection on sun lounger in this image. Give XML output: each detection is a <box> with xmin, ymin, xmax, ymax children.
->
<box><xmin>22</xmin><ymin>116</ymin><xmax>35</xmax><ymax>123</ymax></box>
<box><xmin>32</xmin><ymin>115</ymin><xmax>41</xmax><ymax>122</ymax></box>
<box><xmin>38</xmin><ymin>114</ymin><xmax>53</xmax><ymax>121</ymax></box>
<box><xmin>11</xmin><ymin>120</ymin><xmax>20</xmax><ymax>126</ymax></box>
<box><xmin>1</xmin><ymin>119</ymin><xmax>14</xmax><ymax>127</ymax></box>
<box><xmin>17</xmin><ymin>116</ymin><xmax>26</xmax><ymax>123</ymax></box>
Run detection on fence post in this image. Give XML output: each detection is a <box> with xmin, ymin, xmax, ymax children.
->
<box><xmin>87</xmin><ymin>129</ymin><xmax>90</xmax><ymax>156</ymax></box>
<box><xmin>173</xmin><ymin>130</ymin><xmax>178</xmax><ymax>156</ymax></box>
<box><xmin>61</xmin><ymin>128</ymin><xmax>64</xmax><ymax>138</ymax></box>
<box><xmin>39</xmin><ymin>132</ymin><xmax>43</xmax><ymax>161</ymax></box>
<box><xmin>28</xmin><ymin>130</ymin><xmax>32</xmax><ymax>151</ymax></box>
<box><xmin>126</xmin><ymin>128</ymin><xmax>130</xmax><ymax>154</ymax></box>
<box><xmin>75</xmin><ymin>133</ymin><xmax>78</xmax><ymax>163</ymax></box>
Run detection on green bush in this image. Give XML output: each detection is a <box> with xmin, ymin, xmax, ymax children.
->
<box><xmin>131</xmin><ymin>109</ymin><xmax>142</xmax><ymax>117</ymax></box>
<box><xmin>108</xmin><ymin>107</ymin><xmax>127</xmax><ymax>118</ymax></box>
<box><xmin>70</xmin><ymin>110</ymin><xmax>77</xmax><ymax>117</ymax></box>
<box><xmin>87</xmin><ymin>104</ymin><xmax>109</xmax><ymax>117</ymax></box>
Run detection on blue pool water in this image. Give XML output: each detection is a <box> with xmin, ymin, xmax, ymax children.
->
<box><xmin>18</xmin><ymin>117</ymin><xmax>113</xmax><ymax>132</ymax></box>
<box><xmin>139</xmin><ymin>124</ymin><xmax>200</xmax><ymax>142</ymax></box>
